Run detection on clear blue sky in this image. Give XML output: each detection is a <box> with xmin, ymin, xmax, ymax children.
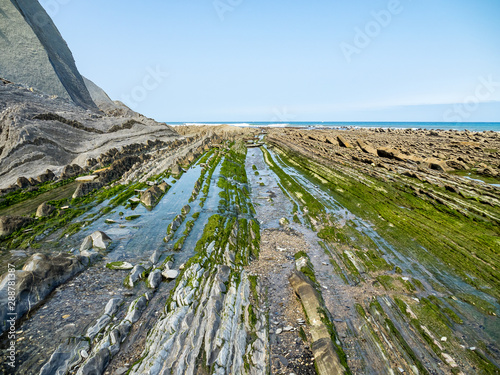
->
<box><xmin>41</xmin><ymin>0</ymin><xmax>500</xmax><ymax>122</ymax></box>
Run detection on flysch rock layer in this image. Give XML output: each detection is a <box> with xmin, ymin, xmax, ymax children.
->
<box><xmin>0</xmin><ymin>0</ymin><xmax>97</xmax><ymax>110</ymax></box>
<box><xmin>0</xmin><ymin>79</ymin><xmax>179</xmax><ymax>189</ymax></box>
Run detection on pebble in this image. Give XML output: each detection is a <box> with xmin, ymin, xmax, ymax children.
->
<box><xmin>283</xmin><ymin>325</ymin><xmax>294</xmax><ymax>332</ymax></box>
<box><xmin>276</xmin><ymin>328</ymin><xmax>283</xmax><ymax>334</ymax></box>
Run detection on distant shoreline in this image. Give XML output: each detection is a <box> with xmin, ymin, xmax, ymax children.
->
<box><xmin>167</xmin><ymin>121</ymin><xmax>500</xmax><ymax>132</ymax></box>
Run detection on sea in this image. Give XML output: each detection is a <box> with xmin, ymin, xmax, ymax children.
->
<box><xmin>167</xmin><ymin>122</ymin><xmax>500</xmax><ymax>132</ymax></box>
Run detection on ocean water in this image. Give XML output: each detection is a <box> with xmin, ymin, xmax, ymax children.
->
<box><xmin>168</xmin><ymin>122</ymin><xmax>500</xmax><ymax>132</ymax></box>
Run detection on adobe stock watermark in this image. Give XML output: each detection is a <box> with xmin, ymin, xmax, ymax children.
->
<box><xmin>5</xmin><ymin>264</ymin><xmax>17</xmax><ymax>369</ymax></box>
<box><xmin>121</xmin><ymin>66</ymin><xmax>169</xmax><ymax>109</ymax></box>
<box><xmin>340</xmin><ymin>0</ymin><xmax>410</xmax><ymax>63</ymax></box>
<box><xmin>213</xmin><ymin>0</ymin><xmax>243</xmax><ymax>21</ymax></box>
<box><xmin>33</xmin><ymin>0</ymin><xmax>72</xmax><ymax>27</ymax></box>
<box><xmin>443</xmin><ymin>76</ymin><xmax>500</xmax><ymax>122</ymax></box>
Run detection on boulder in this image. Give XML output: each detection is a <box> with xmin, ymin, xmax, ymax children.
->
<box><xmin>0</xmin><ymin>253</ymin><xmax>86</xmax><ymax>335</ymax></box>
<box><xmin>478</xmin><ymin>167</ymin><xmax>498</xmax><ymax>177</ymax></box>
<box><xmin>147</xmin><ymin>269</ymin><xmax>163</xmax><ymax>289</ymax></box>
<box><xmin>16</xmin><ymin>176</ymin><xmax>31</xmax><ymax>188</ymax></box>
<box><xmin>158</xmin><ymin>181</ymin><xmax>170</xmax><ymax>192</ymax></box>
<box><xmin>124</xmin><ymin>296</ymin><xmax>148</xmax><ymax>324</ymax></box>
<box><xmin>37</xmin><ymin>169</ymin><xmax>56</xmax><ymax>183</ymax></box>
<box><xmin>106</xmin><ymin>262</ymin><xmax>134</xmax><ymax>270</ymax></box>
<box><xmin>140</xmin><ymin>185</ymin><xmax>164</xmax><ymax>208</ymax></box>
<box><xmin>91</xmin><ymin>231</ymin><xmax>112</xmax><ymax>250</ymax></box>
<box><xmin>28</xmin><ymin>177</ymin><xmax>40</xmax><ymax>186</ymax></box>
<box><xmin>150</xmin><ymin>250</ymin><xmax>162</xmax><ymax>265</ymax></box>
<box><xmin>0</xmin><ymin>216</ymin><xmax>34</xmax><ymax>238</ymax></box>
<box><xmin>426</xmin><ymin>158</ymin><xmax>451</xmax><ymax>172</ymax></box>
<box><xmin>125</xmin><ymin>265</ymin><xmax>146</xmax><ymax>288</ymax></box>
<box><xmin>337</xmin><ymin>135</ymin><xmax>352</xmax><ymax>148</ymax></box>
<box><xmin>73</xmin><ymin>182</ymin><xmax>103</xmax><ymax>199</ymax></box>
<box><xmin>36</xmin><ymin>202</ymin><xmax>55</xmax><ymax>218</ymax></box>
<box><xmin>356</xmin><ymin>139</ymin><xmax>377</xmax><ymax>155</ymax></box>
<box><xmin>80</xmin><ymin>236</ymin><xmax>93</xmax><ymax>252</ymax></box>
<box><xmin>61</xmin><ymin>164</ymin><xmax>84</xmax><ymax>179</ymax></box>
<box><xmin>377</xmin><ymin>147</ymin><xmax>405</xmax><ymax>161</ymax></box>
<box><xmin>162</xmin><ymin>269</ymin><xmax>179</xmax><ymax>280</ymax></box>
<box><xmin>446</xmin><ymin>160</ymin><xmax>468</xmax><ymax>170</ymax></box>
<box><xmin>181</xmin><ymin>204</ymin><xmax>191</xmax><ymax>215</ymax></box>
<box><xmin>171</xmin><ymin>163</ymin><xmax>181</xmax><ymax>175</ymax></box>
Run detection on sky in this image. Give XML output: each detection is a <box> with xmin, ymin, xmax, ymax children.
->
<box><xmin>40</xmin><ymin>0</ymin><xmax>500</xmax><ymax>122</ymax></box>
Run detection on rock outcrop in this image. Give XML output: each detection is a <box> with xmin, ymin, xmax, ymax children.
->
<box><xmin>0</xmin><ymin>0</ymin><xmax>97</xmax><ymax>110</ymax></box>
<box><xmin>0</xmin><ymin>216</ymin><xmax>34</xmax><ymax>237</ymax></box>
<box><xmin>0</xmin><ymin>253</ymin><xmax>87</xmax><ymax>335</ymax></box>
<box><xmin>35</xmin><ymin>202</ymin><xmax>55</xmax><ymax>218</ymax></box>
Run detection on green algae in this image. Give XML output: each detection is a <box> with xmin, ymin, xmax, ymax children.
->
<box><xmin>267</xmin><ymin>143</ymin><xmax>500</xmax><ymax>301</ymax></box>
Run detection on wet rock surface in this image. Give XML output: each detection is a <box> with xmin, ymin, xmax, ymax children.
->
<box><xmin>0</xmin><ymin>128</ymin><xmax>498</xmax><ymax>375</ymax></box>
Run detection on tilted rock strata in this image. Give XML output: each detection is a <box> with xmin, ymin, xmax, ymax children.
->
<box><xmin>0</xmin><ymin>0</ymin><xmax>97</xmax><ymax>109</ymax></box>
<box><xmin>0</xmin><ymin>79</ymin><xmax>179</xmax><ymax>190</ymax></box>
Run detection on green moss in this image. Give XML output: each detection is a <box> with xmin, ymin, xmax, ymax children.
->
<box><xmin>125</xmin><ymin>215</ymin><xmax>141</xmax><ymax>221</ymax></box>
<box><xmin>268</xmin><ymin>143</ymin><xmax>500</xmax><ymax>300</ymax></box>
<box><xmin>248</xmin><ymin>304</ymin><xmax>258</xmax><ymax>328</ymax></box>
<box><xmin>377</xmin><ymin>275</ymin><xmax>395</xmax><ymax>290</ymax></box>
<box><xmin>384</xmin><ymin>318</ymin><xmax>430</xmax><ymax>375</ymax></box>
<box><xmin>355</xmin><ymin>303</ymin><xmax>366</xmax><ymax>318</ymax></box>
<box><xmin>106</xmin><ymin>261</ymin><xmax>126</xmax><ymax>270</ymax></box>
<box><xmin>261</xmin><ymin>146</ymin><xmax>325</xmax><ymax>220</ymax></box>
<box><xmin>298</xmin><ymin>326</ymin><xmax>307</xmax><ymax>342</ymax></box>
<box><xmin>456</xmin><ymin>293</ymin><xmax>497</xmax><ymax>316</ymax></box>
<box><xmin>0</xmin><ymin>177</ymin><xmax>78</xmax><ymax>212</ymax></box>
<box><xmin>248</xmin><ymin>275</ymin><xmax>259</xmax><ymax>302</ymax></box>
<box><xmin>318</xmin><ymin>307</ymin><xmax>352</xmax><ymax>374</ymax></box>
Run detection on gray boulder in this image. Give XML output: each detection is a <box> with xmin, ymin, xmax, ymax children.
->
<box><xmin>0</xmin><ymin>216</ymin><xmax>34</xmax><ymax>238</ymax></box>
<box><xmin>37</xmin><ymin>169</ymin><xmax>56</xmax><ymax>183</ymax></box>
<box><xmin>16</xmin><ymin>176</ymin><xmax>31</xmax><ymax>188</ymax></box>
<box><xmin>0</xmin><ymin>253</ymin><xmax>86</xmax><ymax>335</ymax></box>
<box><xmin>61</xmin><ymin>164</ymin><xmax>84</xmax><ymax>179</ymax></box>
<box><xmin>36</xmin><ymin>202</ymin><xmax>55</xmax><ymax>218</ymax></box>
<box><xmin>91</xmin><ymin>231</ymin><xmax>112</xmax><ymax>250</ymax></box>
<box><xmin>147</xmin><ymin>269</ymin><xmax>163</xmax><ymax>289</ymax></box>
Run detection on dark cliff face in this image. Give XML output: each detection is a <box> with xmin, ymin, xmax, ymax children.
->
<box><xmin>0</xmin><ymin>0</ymin><xmax>97</xmax><ymax>110</ymax></box>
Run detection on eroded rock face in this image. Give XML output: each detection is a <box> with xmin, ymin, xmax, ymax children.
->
<box><xmin>0</xmin><ymin>253</ymin><xmax>86</xmax><ymax>335</ymax></box>
<box><xmin>73</xmin><ymin>181</ymin><xmax>103</xmax><ymax>199</ymax></box>
<box><xmin>36</xmin><ymin>169</ymin><xmax>56</xmax><ymax>183</ymax></box>
<box><xmin>0</xmin><ymin>216</ymin><xmax>34</xmax><ymax>237</ymax></box>
<box><xmin>0</xmin><ymin>80</ymin><xmax>179</xmax><ymax>190</ymax></box>
<box><xmin>140</xmin><ymin>185</ymin><xmax>164</xmax><ymax>208</ymax></box>
<box><xmin>36</xmin><ymin>202</ymin><xmax>55</xmax><ymax>218</ymax></box>
<box><xmin>0</xmin><ymin>0</ymin><xmax>97</xmax><ymax>110</ymax></box>
<box><xmin>61</xmin><ymin>164</ymin><xmax>84</xmax><ymax>179</ymax></box>
<box><xmin>91</xmin><ymin>231</ymin><xmax>112</xmax><ymax>250</ymax></box>
<box><xmin>16</xmin><ymin>176</ymin><xmax>31</xmax><ymax>188</ymax></box>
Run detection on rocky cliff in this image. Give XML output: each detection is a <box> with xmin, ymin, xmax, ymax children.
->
<box><xmin>0</xmin><ymin>0</ymin><xmax>97</xmax><ymax>110</ymax></box>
